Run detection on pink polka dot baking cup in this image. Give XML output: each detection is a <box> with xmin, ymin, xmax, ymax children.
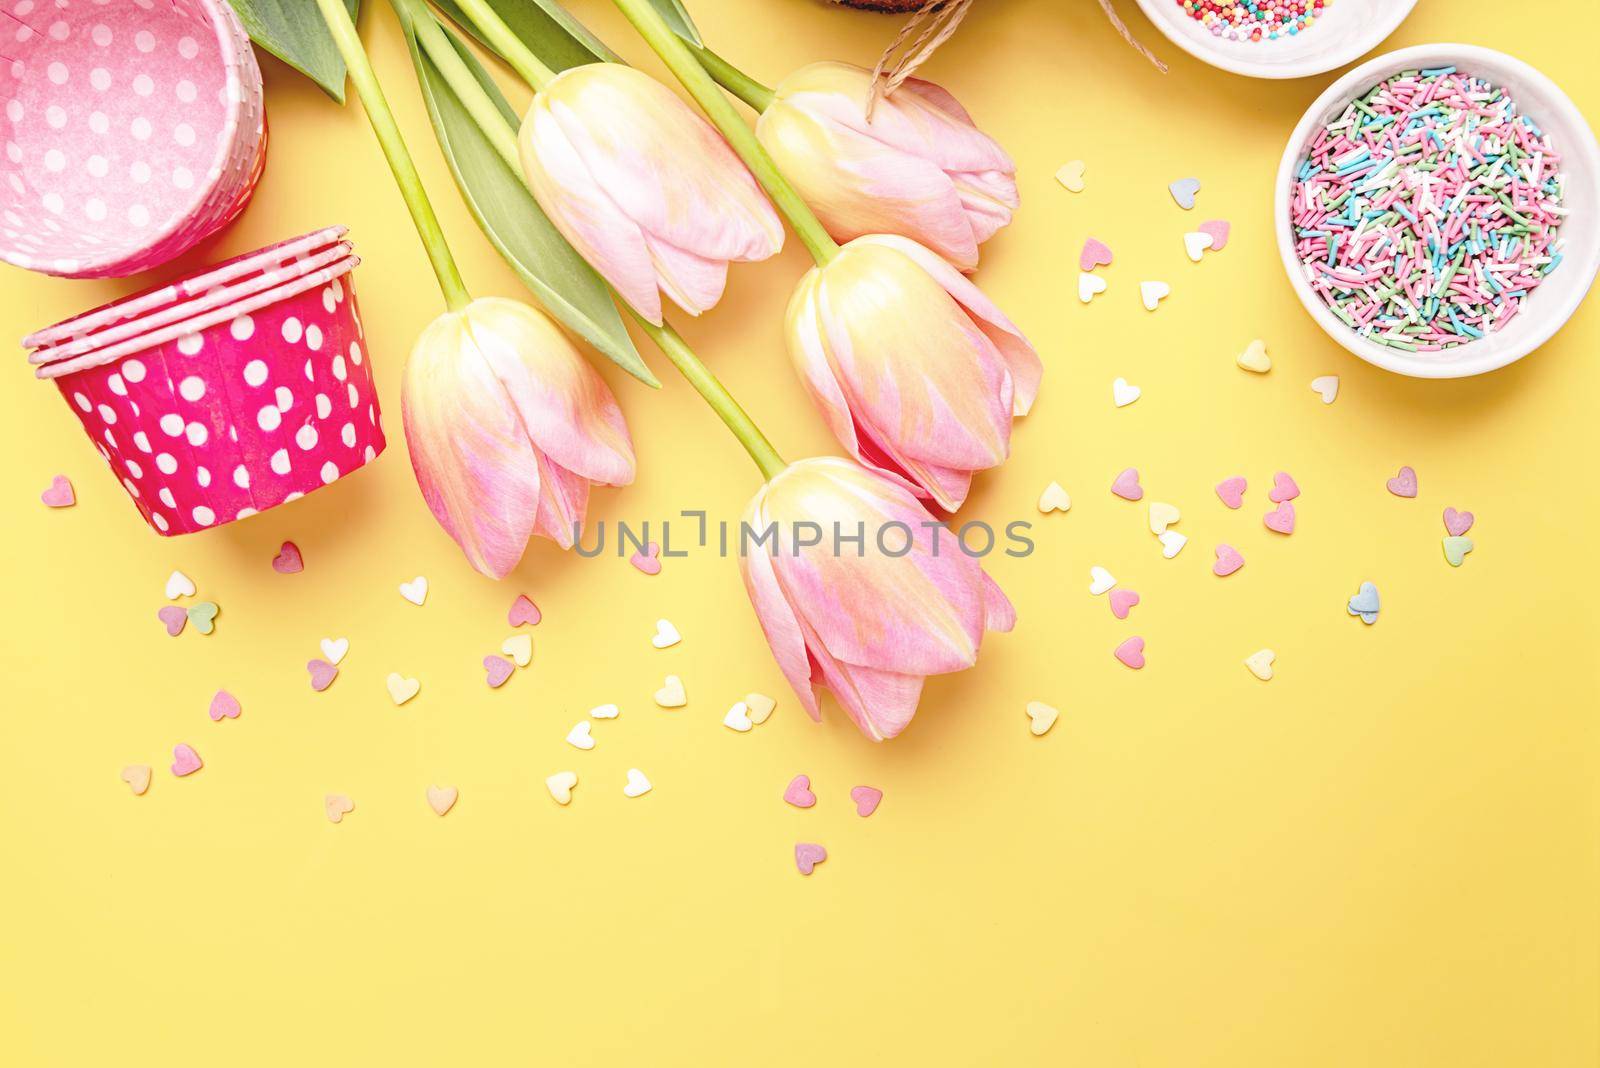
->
<box><xmin>37</xmin><ymin>251</ymin><xmax>384</xmax><ymax>536</ymax></box>
<box><xmin>0</xmin><ymin>0</ymin><xmax>266</xmax><ymax>278</ymax></box>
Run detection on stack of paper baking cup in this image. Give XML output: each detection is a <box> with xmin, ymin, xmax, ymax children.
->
<box><xmin>27</xmin><ymin>227</ymin><xmax>388</xmax><ymax>536</ymax></box>
<box><xmin>0</xmin><ymin>0</ymin><xmax>267</xmax><ymax>278</ymax></box>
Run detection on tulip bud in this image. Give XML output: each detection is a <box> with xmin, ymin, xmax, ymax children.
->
<box><xmin>784</xmin><ymin>234</ymin><xmax>1041</xmax><ymax>512</ymax></box>
<box><xmin>740</xmin><ymin>457</ymin><xmax>1015</xmax><ymax>741</ymax></box>
<box><xmin>402</xmin><ymin>297</ymin><xmax>635</xmax><ymax>579</ymax></box>
<box><xmin>518</xmin><ymin>63</ymin><xmax>784</xmax><ymax>326</ymax></box>
<box><xmin>756</xmin><ymin>62</ymin><xmax>1017</xmax><ymax>272</ymax></box>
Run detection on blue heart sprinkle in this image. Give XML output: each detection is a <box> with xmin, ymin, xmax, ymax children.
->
<box><xmin>1346</xmin><ymin>581</ymin><xmax>1380</xmax><ymax>624</ymax></box>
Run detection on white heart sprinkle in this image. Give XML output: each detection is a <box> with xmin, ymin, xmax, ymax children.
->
<box><xmin>722</xmin><ymin>701</ymin><xmax>753</xmax><ymax>732</ymax></box>
<box><xmin>653</xmin><ymin>675</ymin><xmax>687</xmax><ymax>708</ymax></box>
<box><xmin>623</xmin><ymin>768</ymin><xmax>652</xmax><ymax>798</ymax></box>
<box><xmin>651</xmin><ymin>619</ymin><xmax>681</xmax><ymax>649</ymax></box>
<box><xmin>1139</xmin><ymin>280</ymin><xmax>1170</xmax><ymax>311</ymax></box>
<box><xmin>1183</xmin><ymin>231</ymin><xmax>1215</xmax><ymax>262</ymax></box>
<box><xmin>589</xmin><ymin>703</ymin><xmax>620</xmax><ymax>720</ymax></box>
<box><xmin>319</xmin><ymin>637</ymin><xmax>349</xmax><ymax>665</ymax></box>
<box><xmin>398</xmin><ymin>576</ymin><xmax>428</xmax><ymax>606</ymax></box>
<box><xmin>1112</xmin><ymin>377</ymin><xmax>1142</xmax><ymax>407</ymax></box>
<box><xmin>1037</xmin><ymin>481</ymin><xmax>1071</xmax><ymax>513</ymax></box>
<box><xmin>1311</xmin><ymin>375</ymin><xmax>1340</xmax><ymax>404</ymax></box>
<box><xmin>565</xmin><ymin>721</ymin><xmax>595</xmax><ymax>750</ymax></box>
<box><xmin>164</xmin><ymin>569</ymin><xmax>196</xmax><ymax>599</ymax></box>
<box><xmin>545</xmin><ymin>771</ymin><xmax>577</xmax><ymax>805</ymax></box>
<box><xmin>1158</xmin><ymin>529</ymin><xmax>1188</xmax><ymax>559</ymax></box>
<box><xmin>1089</xmin><ymin>566</ymin><xmax>1117</xmax><ymax>595</ymax></box>
<box><xmin>1077</xmin><ymin>272</ymin><xmax>1108</xmax><ymax>304</ymax></box>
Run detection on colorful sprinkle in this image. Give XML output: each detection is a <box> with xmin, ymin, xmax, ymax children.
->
<box><xmin>1386</xmin><ymin>465</ymin><xmax>1418</xmax><ymax>498</ymax></box>
<box><xmin>1347</xmin><ymin>581</ymin><xmax>1380</xmax><ymax>623</ymax></box>
<box><xmin>1215</xmin><ymin>476</ymin><xmax>1247</xmax><ymax>509</ymax></box>
<box><xmin>426</xmin><ymin>785</ymin><xmax>458</xmax><ymax>816</ymax></box>
<box><xmin>1078</xmin><ymin>272</ymin><xmax>1108</xmax><ymax>303</ymax></box>
<box><xmin>566</xmin><ymin>721</ymin><xmax>595</xmax><ymax>750</ymax></box>
<box><xmin>1443</xmin><ymin>507</ymin><xmax>1474</xmax><ymax>536</ymax></box>
<box><xmin>1169</xmin><ymin>177</ymin><xmax>1201</xmax><ymax>209</ymax></box>
<box><xmin>1088</xmin><ymin>566</ymin><xmax>1117</xmax><ymax>595</ymax></box>
<box><xmin>1114</xmin><ymin>636</ymin><xmax>1146</xmax><ymax>669</ymax></box>
<box><xmin>1244</xmin><ymin>649</ymin><xmax>1276</xmax><ymax>681</ymax></box>
<box><xmin>1176</xmin><ymin>0</ymin><xmax>1326</xmax><ymax>42</ymax></box>
<box><xmin>307</xmin><ymin>659</ymin><xmax>339</xmax><ymax>692</ymax></box>
<box><xmin>794</xmin><ymin>842</ymin><xmax>827</xmax><ymax>875</ymax></box>
<box><xmin>1199</xmin><ymin>219</ymin><xmax>1231</xmax><ymax>250</ymax></box>
<box><xmin>1026</xmin><ymin>700</ymin><xmax>1059</xmax><ymax>736</ymax></box>
<box><xmin>546</xmin><ymin>771</ymin><xmax>578</xmax><ymax>805</ymax></box>
<box><xmin>1311</xmin><ymin>375</ymin><xmax>1340</xmax><ymax>403</ymax></box>
<box><xmin>324</xmin><ymin>794</ymin><xmax>354</xmax><ymax>823</ymax></box>
<box><xmin>1140</xmin><ymin>280</ymin><xmax>1170</xmax><ymax>310</ymax></box>
<box><xmin>398</xmin><ymin>576</ymin><xmax>428</xmax><ymax>606</ymax></box>
<box><xmin>1264</xmin><ymin>501</ymin><xmax>1296</xmax><ymax>534</ymax></box>
<box><xmin>630</xmin><ymin>541</ymin><xmax>662</xmax><ymax>575</ymax></box>
<box><xmin>1158</xmin><ymin>530</ymin><xmax>1188</xmax><ymax>558</ymax></box>
<box><xmin>1111</xmin><ymin>467</ymin><xmax>1143</xmax><ymax>501</ymax></box>
<box><xmin>850</xmin><ymin>785</ymin><xmax>884</xmax><ymax>816</ymax></box>
<box><xmin>1055</xmin><ymin>160</ymin><xmax>1086</xmax><ymax>192</ymax></box>
<box><xmin>121</xmin><ymin>764</ymin><xmax>152</xmax><ymax>795</ymax></box>
<box><xmin>745</xmin><ymin>692</ymin><xmax>776</xmax><ymax>724</ymax></box>
<box><xmin>723</xmin><ymin>700</ymin><xmax>753</xmax><ymax>732</ymax></box>
<box><xmin>1109</xmin><ymin>589</ymin><xmax>1140</xmax><ymax>620</ymax></box>
<box><xmin>508</xmin><ymin>594</ymin><xmax>541</xmax><ymax>626</ymax></box>
<box><xmin>1213</xmin><ymin>543</ymin><xmax>1245</xmax><ymax>577</ymax></box>
<box><xmin>483</xmin><ymin>655</ymin><xmax>514</xmax><ymax>689</ymax></box>
<box><xmin>1080</xmin><ymin>237</ymin><xmax>1114</xmax><ymax>271</ymax></box>
<box><xmin>1443</xmin><ymin>535</ymin><xmax>1475</xmax><ymax>567</ymax></box>
<box><xmin>164</xmin><ymin>570</ymin><xmax>195</xmax><ymax>599</ymax></box>
<box><xmin>651</xmin><ymin>619</ymin><xmax>681</xmax><ymax>649</ymax></box>
<box><xmin>783</xmin><ymin>775</ymin><xmax>817</xmax><ymax>808</ymax></box>
<box><xmin>623</xmin><ymin>769</ymin><xmax>652</xmax><ymax>798</ymax></box>
<box><xmin>208</xmin><ymin>690</ymin><xmax>241</xmax><ymax>721</ymax></box>
<box><xmin>590</xmin><ymin>703</ymin><xmax>621</xmax><ymax>719</ymax></box>
<box><xmin>501</xmin><ymin>633</ymin><xmax>533</xmax><ymax>666</ymax></box>
<box><xmin>1112</xmin><ymin>377</ymin><xmax>1142</xmax><ymax>407</ymax></box>
<box><xmin>319</xmin><ymin>637</ymin><xmax>349</xmax><ymax>665</ymax></box>
<box><xmin>1269</xmin><ymin>472</ymin><xmax>1301</xmax><ymax>502</ymax></box>
<box><xmin>1148</xmin><ymin>501</ymin><xmax>1180</xmax><ymax>535</ymax></box>
<box><xmin>1237</xmin><ymin>339</ymin><xmax>1271</xmax><ymax>372</ymax></box>
<box><xmin>170</xmin><ymin>744</ymin><xmax>202</xmax><ymax>777</ymax></box>
<box><xmin>185</xmin><ymin>601</ymin><xmax>219</xmax><ymax>635</ymax></box>
<box><xmin>385</xmin><ymin>672</ymin><xmax>420</xmax><ymax>705</ymax></box>
<box><xmin>1037</xmin><ymin>481</ymin><xmax>1071</xmax><ymax>513</ymax></box>
<box><xmin>39</xmin><ymin>475</ymin><xmax>75</xmax><ymax>508</ymax></box>
<box><xmin>654</xmin><ymin>675</ymin><xmax>687</xmax><ymax>708</ymax></box>
<box><xmin>271</xmin><ymin>541</ymin><xmax>304</xmax><ymax>574</ymax></box>
<box><xmin>1183</xmin><ymin>231</ymin><xmax>1214</xmax><ymax>261</ymax></box>
<box><xmin>158</xmin><ymin>604</ymin><xmax>187</xmax><ymax>637</ymax></box>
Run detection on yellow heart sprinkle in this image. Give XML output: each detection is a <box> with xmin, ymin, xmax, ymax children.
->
<box><xmin>500</xmin><ymin>633</ymin><xmax>533</xmax><ymax>667</ymax></box>
<box><xmin>1037</xmin><ymin>481</ymin><xmax>1071</xmax><ymax>514</ymax></box>
<box><xmin>1026</xmin><ymin>701</ymin><xmax>1059</xmax><ymax>736</ymax></box>
<box><xmin>385</xmin><ymin>673</ymin><xmax>420</xmax><ymax>705</ymax></box>
<box><xmin>1244</xmin><ymin>649</ymin><xmax>1275</xmax><ymax>681</ymax></box>
<box><xmin>744</xmin><ymin>692</ymin><xmax>776</xmax><ymax>725</ymax></box>
<box><xmin>654</xmin><ymin>675</ymin><xmax>687</xmax><ymax>708</ymax></box>
<box><xmin>1237</xmin><ymin>339</ymin><xmax>1271</xmax><ymax>373</ymax></box>
<box><xmin>1148</xmin><ymin>501</ymin><xmax>1181</xmax><ymax>535</ymax></box>
<box><xmin>1054</xmin><ymin>160</ymin><xmax>1086</xmax><ymax>192</ymax></box>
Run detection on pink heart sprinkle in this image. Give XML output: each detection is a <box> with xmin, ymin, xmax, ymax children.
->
<box><xmin>1386</xmin><ymin>465</ymin><xmax>1418</xmax><ymax>498</ymax></box>
<box><xmin>307</xmin><ymin>659</ymin><xmax>339</xmax><ymax>692</ymax></box>
<box><xmin>158</xmin><ymin>605</ymin><xmax>187</xmax><ymax>637</ymax></box>
<box><xmin>40</xmin><ymin>475</ymin><xmax>75</xmax><ymax>508</ymax></box>
<box><xmin>1443</xmin><ymin>507</ymin><xmax>1474</xmax><ymax>536</ymax></box>
<box><xmin>1198</xmin><ymin>219</ymin><xmax>1230</xmax><ymax>251</ymax></box>
<box><xmin>1263</xmin><ymin>501</ymin><xmax>1296</xmax><ymax>534</ymax></box>
<box><xmin>1111</xmin><ymin>467</ymin><xmax>1143</xmax><ymax>501</ymax></box>
<box><xmin>1109</xmin><ymin>589</ymin><xmax>1140</xmax><ymax>619</ymax></box>
<box><xmin>508</xmin><ymin>594</ymin><xmax>541</xmax><ymax>627</ymax></box>
<box><xmin>1213</xmin><ymin>543</ymin><xmax>1245</xmax><ymax>577</ymax></box>
<box><xmin>783</xmin><ymin>774</ymin><xmax>817</xmax><ymax>809</ymax></box>
<box><xmin>1268</xmin><ymin>471</ymin><xmax>1300</xmax><ymax>503</ymax></box>
<box><xmin>794</xmin><ymin>842</ymin><xmax>827</xmax><ymax>876</ymax></box>
<box><xmin>208</xmin><ymin>690</ymin><xmax>241</xmax><ymax>721</ymax></box>
<box><xmin>271</xmin><ymin>541</ymin><xmax>304</xmax><ymax>574</ymax></box>
<box><xmin>630</xmin><ymin>542</ymin><xmax>662</xmax><ymax>576</ymax></box>
<box><xmin>1114</xmin><ymin>636</ymin><xmax>1145</xmax><ymax>669</ymax></box>
<box><xmin>170</xmin><ymin>744</ymin><xmax>203</xmax><ymax>777</ymax></box>
<box><xmin>1079</xmin><ymin>236</ymin><xmax>1114</xmax><ymax>272</ymax></box>
<box><xmin>1214</xmin><ymin>476</ymin><xmax>1246</xmax><ymax>509</ymax></box>
<box><xmin>850</xmin><ymin>785</ymin><xmax>883</xmax><ymax>818</ymax></box>
<box><xmin>484</xmin><ymin>655</ymin><xmax>514</xmax><ymax>689</ymax></box>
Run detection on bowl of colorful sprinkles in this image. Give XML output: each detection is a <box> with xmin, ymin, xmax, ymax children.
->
<box><xmin>1276</xmin><ymin>45</ymin><xmax>1600</xmax><ymax>378</ymax></box>
<box><xmin>1132</xmin><ymin>0</ymin><xmax>1417</xmax><ymax>79</ymax></box>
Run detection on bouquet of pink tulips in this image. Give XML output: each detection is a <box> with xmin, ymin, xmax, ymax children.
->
<box><xmin>284</xmin><ymin>0</ymin><xmax>1038</xmax><ymax>741</ymax></box>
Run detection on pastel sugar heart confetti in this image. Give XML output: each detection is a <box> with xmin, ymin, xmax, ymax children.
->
<box><xmin>165</xmin><ymin>570</ymin><xmax>196</xmax><ymax>599</ymax></box>
<box><xmin>590</xmin><ymin>703</ymin><xmax>621</xmax><ymax>720</ymax></box>
<box><xmin>1386</xmin><ymin>466</ymin><xmax>1418</xmax><ymax>498</ymax></box>
<box><xmin>1244</xmin><ymin>649</ymin><xmax>1275</xmax><ymax>681</ymax></box>
<box><xmin>1169</xmin><ymin>177</ymin><xmax>1201</xmax><ymax>209</ymax></box>
<box><xmin>1237</xmin><ymin>339</ymin><xmax>1271</xmax><ymax>373</ymax></box>
<box><xmin>1198</xmin><ymin>219</ymin><xmax>1230</xmax><ymax>250</ymax></box>
<box><xmin>546</xmin><ymin>771</ymin><xmax>578</xmax><ymax>805</ymax></box>
<box><xmin>1111</xmin><ymin>467</ymin><xmax>1143</xmax><ymax>501</ymax></box>
<box><xmin>324</xmin><ymin>795</ymin><xmax>355</xmax><ymax>824</ymax></box>
<box><xmin>271</xmin><ymin>541</ymin><xmax>304</xmax><ymax>574</ymax></box>
<box><xmin>783</xmin><ymin>775</ymin><xmax>817</xmax><ymax>808</ymax></box>
<box><xmin>508</xmin><ymin>594</ymin><xmax>541</xmax><ymax>627</ymax></box>
<box><xmin>1109</xmin><ymin>589</ymin><xmax>1140</xmax><ymax>620</ymax></box>
<box><xmin>651</xmin><ymin>619</ymin><xmax>681</xmax><ymax>649</ymax></box>
<box><xmin>483</xmin><ymin>655</ymin><xmax>514</xmax><ymax>689</ymax></box>
<box><xmin>1037</xmin><ymin>481</ymin><xmax>1071</xmax><ymax>513</ymax></box>
<box><xmin>1148</xmin><ymin>501</ymin><xmax>1180</xmax><ymax>535</ymax></box>
<box><xmin>1215</xmin><ymin>477</ymin><xmax>1247</xmax><ymax>509</ymax></box>
<box><xmin>723</xmin><ymin>701</ymin><xmax>753</xmax><ymax>732</ymax></box>
<box><xmin>1139</xmin><ymin>280</ymin><xmax>1170</xmax><ymax>311</ymax></box>
<box><xmin>121</xmin><ymin>765</ymin><xmax>152</xmax><ymax>796</ymax></box>
<box><xmin>1158</xmin><ymin>530</ymin><xmax>1188</xmax><ymax>559</ymax></box>
<box><xmin>1347</xmin><ymin>581</ymin><xmax>1380</xmax><ymax>624</ymax></box>
<box><xmin>1089</xmin><ymin>566</ymin><xmax>1117</xmax><ymax>595</ymax></box>
<box><xmin>623</xmin><ymin>769</ymin><xmax>652</xmax><ymax>798</ymax></box>
<box><xmin>794</xmin><ymin>843</ymin><xmax>827</xmax><ymax>876</ymax></box>
<box><xmin>1183</xmin><ymin>231</ymin><xmax>1214</xmax><ymax>262</ymax></box>
<box><xmin>307</xmin><ymin>659</ymin><xmax>339</xmax><ymax>692</ymax></box>
<box><xmin>566</xmin><ymin>721</ymin><xmax>595</xmax><ymax>750</ymax></box>
<box><xmin>1114</xmin><ymin>636</ymin><xmax>1146</xmax><ymax>669</ymax></box>
<box><xmin>319</xmin><ymin>637</ymin><xmax>349</xmax><ymax>665</ymax></box>
<box><xmin>186</xmin><ymin>602</ymin><xmax>219</xmax><ymax>636</ymax></box>
<box><xmin>850</xmin><ymin>786</ymin><xmax>883</xmax><ymax>817</ymax></box>
<box><xmin>1026</xmin><ymin>701</ymin><xmax>1059</xmax><ymax>736</ymax></box>
<box><xmin>630</xmin><ymin>542</ymin><xmax>662</xmax><ymax>575</ymax></box>
<box><xmin>170</xmin><ymin>744</ymin><xmax>202</xmax><ymax>777</ymax></box>
<box><xmin>426</xmin><ymin>785</ymin><xmax>458</xmax><ymax>816</ymax></box>
<box><xmin>654</xmin><ymin>675</ymin><xmax>687</xmax><ymax>708</ymax></box>
<box><xmin>1263</xmin><ymin>501</ymin><xmax>1296</xmax><ymax>534</ymax></box>
<box><xmin>1443</xmin><ymin>508</ymin><xmax>1474</xmax><ymax>537</ymax></box>
<box><xmin>40</xmin><ymin>475</ymin><xmax>75</xmax><ymax>508</ymax></box>
<box><xmin>1055</xmin><ymin>160</ymin><xmax>1086</xmax><ymax>192</ymax></box>
<box><xmin>1311</xmin><ymin>376</ymin><xmax>1339</xmax><ymax>404</ymax></box>
<box><xmin>1443</xmin><ymin>536</ymin><xmax>1475</xmax><ymax>567</ymax></box>
<box><xmin>1078</xmin><ymin>273</ymin><xmax>1108</xmax><ymax>304</ymax></box>
<box><xmin>501</xmin><ymin>633</ymin><xmax>533</xmax><ymax>667</ymax></box>
<box><xmin>208</xmin><ymin>690</ymin><xmax>241</xmax><ymax>721</ymax></box>
<box><xmin>1213</xmin><ymin>544</ymin><xmax>1245</xmax><ymax>577</ymax></box>
<box><xmin>158</xmin><ymin>605</ymin><xmax>188</xmax><ymax>637</ymax></box>
<box><xmin>1079</xmin><ymin>237</ymin><xmax>1113</xmax><ymax>271</ymax></box>
<box><xmin>745</xmin><ymin>693</ymin><xmax>776</xmax><ymax>725</ymax></box>
<box><xmin>1112</xmin><ymin>377</ymin><xmax>1142</xmax><ymax>407</ymax></box>
<box><xmin>1268</xmin><ymin>472</ymin><xmax>1300</xmax><ymax>503</ymax></box>
<box><xmin>386</xmin><ymin>673</ymin><xmax>421</xmax><ymax>705</ymax></box>
<box><xmin>399</xmin><ymin>576</ymin><xmax>428</xmax><ymax>605</ymax></box>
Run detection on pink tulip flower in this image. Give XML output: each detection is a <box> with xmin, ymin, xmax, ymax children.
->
<box><xmin>740</xmin><ymin>457</ymin><xmax>1015</xmax><ymax>741</ymax></box>
<box><xmin>756</xmin><ymin>61</ymin><xmax>1017</xmax><ymax>272</ymax></box>
<box><xmin>518</xmin><ymin>63</ymin><xmax>784</xmax><ymax>326</ymax></box>
<box><xmin>403</xmin><ymin>297</ymin><xmax>635</xmax><ymax>579</ymax></box>
<box><xmin>785</xmin><ymin>233</ymin><xmax>1041</xmax><ymax>513</ymax></box>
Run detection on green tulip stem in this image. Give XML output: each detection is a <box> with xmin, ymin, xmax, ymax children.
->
<box><xmin>449</xmin><ymin>0</ymin><xmax>558</xmax><ymax>91</ymax></box>
<box><xmin>685</xmin><ymin>42</ymin><xmax>774</xmax><ymax>112</ymax></box>
<box><xmin>312</xmin><ymin>0</ymin><xmax>471</xmax><ymax>311</ymax></box>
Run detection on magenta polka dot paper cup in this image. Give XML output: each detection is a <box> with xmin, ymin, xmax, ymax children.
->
<box><xmin>36</xmin><ymin>254</ymin><xmax>386</xmax><ymax>536</ymax></box>
<box><xmin>0</xmin><ymin>0</ymin><xmax>267</xmax><ymax>278</ymax></box>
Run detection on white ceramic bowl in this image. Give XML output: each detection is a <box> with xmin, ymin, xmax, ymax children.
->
<box><xmin>1132</xmin><ymin>0</ymin><xmax>1416</xmax><ymax>80</ymax></box>
<box><xmin>1274</xmin><ymin>45</ymin><xmax>1600</xmax><ymax>378</ymax></box>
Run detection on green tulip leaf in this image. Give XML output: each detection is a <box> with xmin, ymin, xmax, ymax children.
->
<box><xmin>430</xmin><ymin>0</ymin><xmax>700</xmax><ymax>70</ymax></box>
<box><xmin>397</xmin><ymin>4</ymin><xmax>656</xmax><ymax>385</ymax></box>
<box><xmin>226</xmin><ymin>0</ymin><xmax>361</xmax><ymax>103</ymax></box>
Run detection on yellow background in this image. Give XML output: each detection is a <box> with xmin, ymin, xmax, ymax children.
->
<box><xmin>3</xmin><ymin>1</ymin><xmax>1596</xmax><ymax>1063</ymax></box>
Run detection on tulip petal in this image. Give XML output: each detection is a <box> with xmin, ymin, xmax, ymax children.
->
<box><xmin>639</xmin><ymin>230</ymin><xmax>732</xmax><ymax>318</ymax></box>
<box><xmin>982</xmin><ymin>572</ymin><xmax>1017</xmax><ymax>633</ymax></box>
<box><xmin>799</xmin><ymin>616</ymin><xmax>926</xmax><ymax>742</ymax></box>
<box><xmin>531</xmin><ymin>452</ymin><xmax>590</xmax><ymax>549</ymax></box>
<box><xmin>738</xmin><ymin>510</ymin><xmax>822</xmax><ymax>721</ymax></box>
